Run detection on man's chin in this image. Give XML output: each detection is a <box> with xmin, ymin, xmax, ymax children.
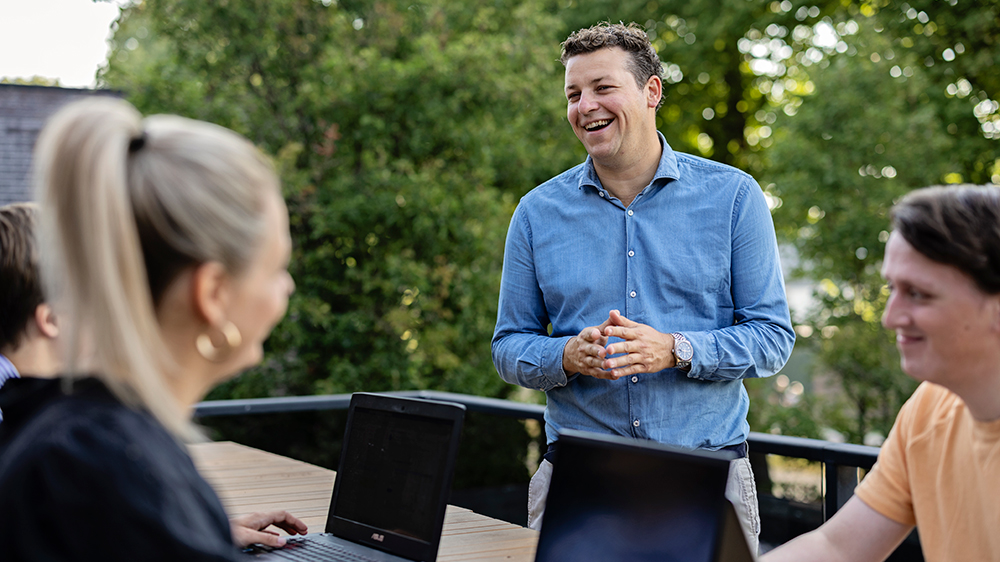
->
<box><xmin>582</xmin><ymin>143</ymin><xmax>619</xmax><ymax>163</ymax></box>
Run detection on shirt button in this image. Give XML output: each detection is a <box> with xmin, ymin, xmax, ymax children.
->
<box><xmin>628</xmin><ymin>250</ymin><xmax>635</xmax><ymax>257</ymax></box>
<box><xmin>631</xmin><ymin>376</ymin><xmax>638</xmax><ymax>383</ymax></box>
<box><xmin>627</xmin><ymin>209</ymin><xmax>634</xmax><ymax>216</ymax></box>
<box><xmin>630</xmin><ymin>291</ymin><xmax>637</xmax><ymax>298</ymax></box>
<box><xmin>599</xmin><ymin>192</ymin><xmax>605</xmax><ymax>198</ymax></box>
<box><xmin>633</xmin><ymin>419</ymin><xmax>640</xmax><ymax>427</ymax></box>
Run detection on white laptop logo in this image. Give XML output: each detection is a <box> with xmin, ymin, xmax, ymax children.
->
<box><xmin>371</xmin><ymin>533</ymin><xmax>385</xmax><ymax>542</ymax></box>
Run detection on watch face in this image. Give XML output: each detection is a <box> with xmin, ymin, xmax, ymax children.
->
<box><xmin>675</xmin><ymin>339</ymin><xmax>693</xmax><ymax>361</ymax></box>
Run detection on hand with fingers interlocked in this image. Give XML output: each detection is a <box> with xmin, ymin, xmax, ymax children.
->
<box><xmin>561</xmin><ymin>316</ymin><xmax>615</xmax><ymax>379</ymax></box>
<box><xmin>563</xmin><ymin>310</ymin><xmax>681</xmax><ymax>380</ymax></box>
<box><xmin>599</xmin><ymin>309</ymin><xmax>677</xmax><ymax>378</ymax></box>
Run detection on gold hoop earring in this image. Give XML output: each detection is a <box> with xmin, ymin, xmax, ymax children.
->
<box><xmin>195</xmin><ymin>321</ymin><xmax>243</xmax><ymax>362</ymax></box>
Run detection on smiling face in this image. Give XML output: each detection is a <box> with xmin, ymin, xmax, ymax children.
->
<box><xmin>881</xmin><ymin>232</ymin><xmax>1000</xmax><ymax>388</ymax></box>
<box><xmin>564</xmin><ymin>47</ymin><xmax>661</xmax><ymax>170</ymax></box>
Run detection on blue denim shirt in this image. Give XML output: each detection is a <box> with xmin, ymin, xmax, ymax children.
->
<box><xmin>492</xmin><ymin>133</ymin><xmax>795</xmax><ymax>450</ymax></box>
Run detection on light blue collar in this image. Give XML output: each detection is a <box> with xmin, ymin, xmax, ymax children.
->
<box><xmin>0</xmin><ymin>353</ymin><xmax>20</xmax><ymax>385</ymax></box>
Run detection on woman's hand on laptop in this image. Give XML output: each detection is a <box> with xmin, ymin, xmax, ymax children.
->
<box><xmin>230</xmin><ymin>510</ymin><xmax>309</xmax><ymax>548</ymax></box>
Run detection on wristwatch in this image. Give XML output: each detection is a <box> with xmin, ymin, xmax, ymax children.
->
<box><xmin>671</xmin><ymin>332</ymin><xmax>693</xmax><ymax>370</ymax></box>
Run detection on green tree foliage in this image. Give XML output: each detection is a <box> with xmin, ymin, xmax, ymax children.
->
<box><xmin>874</xmin><ymin>0</ymin><xmax>1000</xmax><ymax>109</ymax></box>
<box><xmin>555</xmin><ymin>0</ymin><xmax>840</xmax><ymax>172</ymax></box>
<box><xmin>766</xmin><ymin>3</ymin><xmax>999</xmax><ymax>440</ymax></box>
<box><xmin>102</xmin><ymin>0</ymin><xmax>578</xmax><ymax>402</ymax></box>
<box><xmin>0</xmin><ymin>76</ymin><xmax>62</xmax><ymax>86</ymax></box>
<box><xmin>101</xmin><ymin>0</ymin><xmax>1000</xmax><ymax>449</ymax></box>
<box><xmin>842</xmin><ymin>0</ymin><xmax>1000</xmax><ymax>184</ymax></box>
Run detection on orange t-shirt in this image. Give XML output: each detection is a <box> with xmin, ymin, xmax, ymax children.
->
<box><xmin>854</xmin><ymin>382</ymin><xmax>1000</xmax><ymax>561</ymax></box>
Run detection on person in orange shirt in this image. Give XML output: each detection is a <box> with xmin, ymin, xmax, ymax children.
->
<box><xmin>763</xmin><ymin>184</ymin><xmax>1000</xmax><ymax>562</ymax></box>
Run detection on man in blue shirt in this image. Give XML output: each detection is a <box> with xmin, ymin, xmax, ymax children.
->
<box><xmin>0</xmin><ymin>203</ymin><xmax>61</xmax><ymax>421</ymax></box>
<box><xmin>491</xmin><ymin>23</ymin><xmax>794</xmax><ymax>550</ymax></box>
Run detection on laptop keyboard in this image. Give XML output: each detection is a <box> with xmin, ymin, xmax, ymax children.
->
<box><xmin>250</xmin><ymin>535</ymin><xmax>386</xmax><ymax>561</ymax></box>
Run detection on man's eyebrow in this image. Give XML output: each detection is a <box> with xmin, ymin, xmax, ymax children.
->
<box><xmin>565</xmin><ymin>76</ymin><xmax>610</xmax><ymax>91</ymax></box>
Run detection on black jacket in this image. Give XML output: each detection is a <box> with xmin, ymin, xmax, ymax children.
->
<box><xmin>0</xmin><ymin>377</ymin><xmax>241</xmax><ymax>561</ymax></box>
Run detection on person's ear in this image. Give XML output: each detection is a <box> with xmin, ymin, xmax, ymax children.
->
<box><xmin>190</xmin><ymin>261</ymin><xmax>232</xmax><ymax>329</ymax></box>
<box><xmin>34</xmin><ymin>303</ymin><xmax>59</xmax><ymax>339</ymax></box>
<box><xmin>645</xmin><ymin>75</ymin><xmax>662</xmax><ymax>109</ymax></box>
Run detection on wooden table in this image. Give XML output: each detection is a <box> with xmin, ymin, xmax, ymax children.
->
<box><xmin>189</xmin><ymin>441</ymin><xmax>539</xmax><ymax>562</ymax></box>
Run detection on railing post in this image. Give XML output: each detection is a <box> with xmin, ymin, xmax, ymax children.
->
<box><xmin>823</xmin><ymin>463</ymin><xmax>860</xmax><ymax>520</ymax></box>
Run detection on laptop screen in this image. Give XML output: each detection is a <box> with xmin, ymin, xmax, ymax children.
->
<box><xmin>330</xmin><ymin>404</ymin><xmax>455</xmax><ymax>543</ymax></box>
<box><xmin>535</xmin><ymin>431</ymin><xmax>733</xmax><ymax>562</ymax></box>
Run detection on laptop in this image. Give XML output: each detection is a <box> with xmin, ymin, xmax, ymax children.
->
<box><xmin>534</xmin><ymin>430</ymin><xmax>757</xmax><ymax>562</ymax></box>
<box><xmin>245</xmin><ymin>392</ymin><xmax>465</xmax><ymax>562</ymax></box>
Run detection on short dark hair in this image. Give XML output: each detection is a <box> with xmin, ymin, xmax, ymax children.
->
<box><xmin>890</xmin><ymin>185</ymin><xmax>1000</xmax><ymax>294</ymax></box>
<box><xmin>0</xmin><ymin>203</ymin><xmax>43</xmax><ymax>351</ymax></box>
<box><xmin>561</xmin><ymin>22</ymin><xmax>665</xmax><ymax>110</ymax></box>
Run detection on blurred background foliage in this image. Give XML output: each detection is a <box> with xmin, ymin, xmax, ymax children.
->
<box><xmin>100</xmin><ymin>0</ymin><xmax>998</xmax><ymax>469</ymax></box>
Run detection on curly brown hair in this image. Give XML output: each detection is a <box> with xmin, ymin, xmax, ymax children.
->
<box><xmin>561</xmin><ymin>22</ymin><xmax>664</xmax><ymax>109</ymax></box>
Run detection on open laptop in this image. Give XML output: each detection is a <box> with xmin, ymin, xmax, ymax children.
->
<box><xmin>245</xmin><ymin>392</ymin><xmax>465</xmax><ymax>562</ymax></box>
<box><xmin>534</xmin><ymin>430</ymin><xmax>757</xmax><ymax>562</ymax></box>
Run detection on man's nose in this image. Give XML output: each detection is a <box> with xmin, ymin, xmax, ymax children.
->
<box><xmin>578</xmin><ymin>91</ymin><xmax>599</xmax><ymax>113</ymax></box>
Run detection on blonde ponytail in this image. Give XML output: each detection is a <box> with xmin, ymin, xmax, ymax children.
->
<box><xmin>33</xmin><ymin>98</ymin><xmax>277</xmax><ymax>441</ymax></box>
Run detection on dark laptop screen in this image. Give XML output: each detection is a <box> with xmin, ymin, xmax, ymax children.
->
<box><xmin>331</xmin><ymin>405</ymin><xmax>454</xmax><ymax>543</ymax></box>
<box><xmin>535</xmin><ymin>433</ymin><xmax>731</xmax><ymax>562</ymax></box>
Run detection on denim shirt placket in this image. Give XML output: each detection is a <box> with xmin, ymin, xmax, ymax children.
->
<box><xmin>603</xmin><ymin>186</ymin><xmax>651</xmax><ymax>439</ymax></box>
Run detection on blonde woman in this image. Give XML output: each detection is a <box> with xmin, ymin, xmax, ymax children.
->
<box><xmin>0</xmin><ymin>98</ymin><xmax>307</xmax><ymax>560</ymax></box>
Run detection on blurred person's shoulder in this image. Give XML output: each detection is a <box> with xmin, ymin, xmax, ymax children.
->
<box><xmin>0</xmin><ymin>377</ymin><xmax>184</xmax><ymax>478</ymax></box>
<box><xmin>896</xmin><ymin>382</ymin><xmax>972</xmax><ymax>444</ymax></box>
<box><xmin>0</xmin><ymin>376</ymin><xmax>235</xmax><ymax>560</ymax></box>
<box><xmin>907</xmin><ymin>382</ymin><xmax>962</xmax><ymax>419</ymax></box>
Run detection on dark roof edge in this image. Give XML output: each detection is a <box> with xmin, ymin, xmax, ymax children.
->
<box><xmin>0</xmin><ymin>83</ymin><xmax>124</xmax><ymax>96</ymax></box>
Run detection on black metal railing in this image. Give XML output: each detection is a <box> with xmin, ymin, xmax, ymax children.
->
<box><xmin>194</xmin><ymin>390</ymin><xmax>878</xmax><ymax>519</ymax></box>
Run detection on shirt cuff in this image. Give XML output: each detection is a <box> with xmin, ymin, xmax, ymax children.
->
<box><xmin>678</xmin><ymin>331</ymin><xmax>718</xmax><ymax>380</ymax></box>
<box><xmin>543</xmin><ymin>335</ymin><xmax>573</xmax><ymax>389</ymax></box>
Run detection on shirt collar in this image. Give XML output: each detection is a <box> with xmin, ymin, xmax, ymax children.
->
<box><xmin>0</xmin><ymin>353</ymin><xmax>20</xmax><ymax>385</ymax></box>
<box><xmin>577</xmin><ymin>131</ymin><xmax>681</xmax><ymax>194</ymax></box>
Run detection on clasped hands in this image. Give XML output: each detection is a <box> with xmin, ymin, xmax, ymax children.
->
<box><xmin>562</xmin><ymin>310</ymin><xmax>676</xmax><ymax>380</ymax></box>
